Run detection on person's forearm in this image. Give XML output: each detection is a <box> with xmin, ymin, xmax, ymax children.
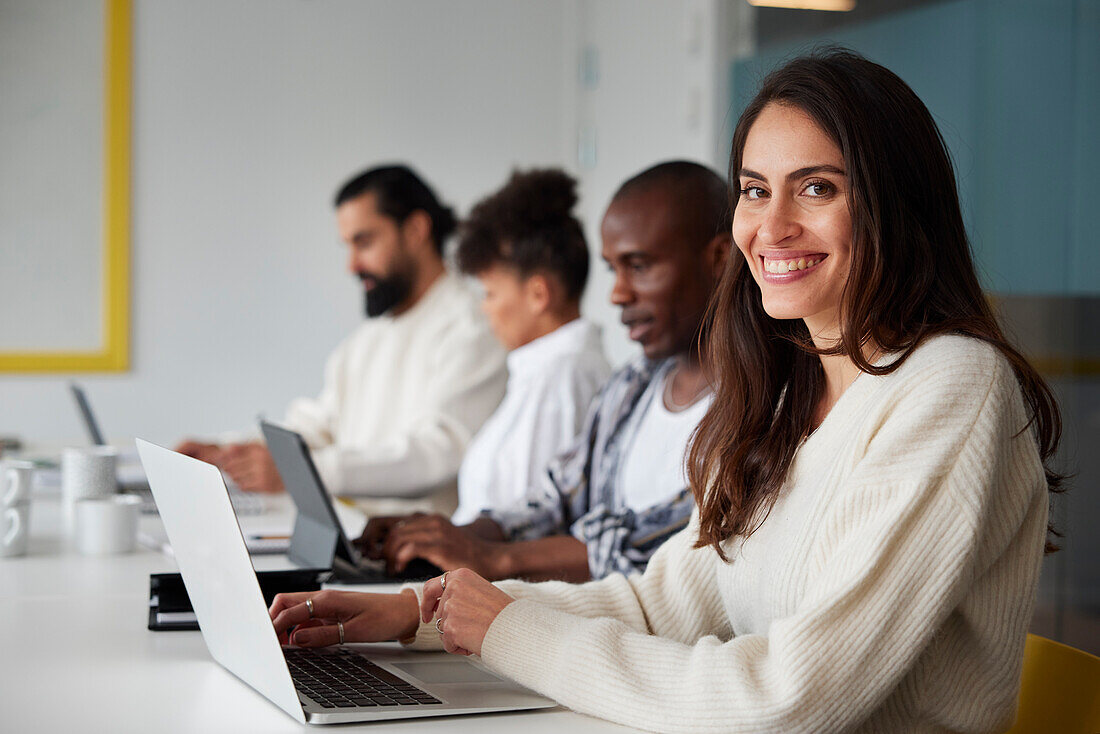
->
<box><xmin>495</xmin><ymin>536</ymin><xmax>590</xmax><ymax>583</ymax></box>
<box><xmin>312</xmin><ymin>430</ymin><xmax>462</xmax><ymax>498</ymax></box>
<box><xmin>395</xmin><ymin>589</ymin><xmax>421</xmax><ymax>641</ymax></box>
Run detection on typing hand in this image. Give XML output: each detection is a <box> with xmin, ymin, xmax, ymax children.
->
<box><xmin>174</xmin><ymin>440</ymin><xmax>225</xmax><ymax>466</ymax></box>
<box><xmin>381</xmin><ymin>514</ymin><xmax>505</xmax><ymax>579</ymax></box>
<box><xmin>269</xmin><ymin>589</ymin><xmax>419</xmax><ymax>647</ymax></box>
<box><xmin>356</xmin><ymin>514</ymin><xmax>423</xmax><ymax>559</ymax></box>
<box><xmin>420</xmin><ymin>569</ymin><xmax>515</xmax><ymax>657</ymax></box>
<box><xmin>220</xmin><ymin>442</ymin><xmax>285</xmax><ymax>494</ymax></box>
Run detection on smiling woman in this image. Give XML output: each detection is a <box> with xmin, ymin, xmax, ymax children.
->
<box><xmin>689</xmin><ymin>49</ymin><xmax>1063</xmax><ymax>559</ymax></box>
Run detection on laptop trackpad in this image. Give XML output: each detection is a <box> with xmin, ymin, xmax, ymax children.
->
<box><xmin>393</xmin><ymin>661</ymin><xmax>503</xmax><ymax>685</ymax></box>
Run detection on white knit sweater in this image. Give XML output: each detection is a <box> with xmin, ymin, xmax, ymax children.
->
<box><xmin>406</xmin><ymin>335</ymin><xmax>1049</xmax><ymax>733</ymax></box>
<box><xmin>283</xmin><ymin>272</ymin><xmax>506</xmax><ymax>517</ymax></box>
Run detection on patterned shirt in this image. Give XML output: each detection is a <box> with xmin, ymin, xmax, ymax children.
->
<box><xmin>486</xmin><ymin>357</ymin><xmax>697</xmax><ymax>579</ymax></box>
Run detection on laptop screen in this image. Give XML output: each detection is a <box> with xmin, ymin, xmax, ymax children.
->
<box><xmin>70</xmin><ymin>382</ymin><xmax>106</xmax><ymax>446</ymax></box>
<box><xmin>261</xmin><ymin>421</ymin><xmax>353</xmax><ymax>570</ymax></box>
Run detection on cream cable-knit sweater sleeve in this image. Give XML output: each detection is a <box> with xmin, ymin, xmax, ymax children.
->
<box><xmin>404</xmin><ymin>337</ymin><xmax>1047</xmax><ymax>733</ymax></box>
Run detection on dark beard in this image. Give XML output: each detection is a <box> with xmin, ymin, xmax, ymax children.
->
<box><xmin>362</xmin><ymin>273</ymin><xmax>412</xmax><ymax>317</ymax></box>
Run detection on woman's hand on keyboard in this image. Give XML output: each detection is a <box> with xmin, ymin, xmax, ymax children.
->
<box><xmin>269</xmin><ymin>589</ymin><xmax>420</xmax><ymax>647</ymax></box>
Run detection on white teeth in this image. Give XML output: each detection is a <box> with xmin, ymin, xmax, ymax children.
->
<box><xmin>765</xmin><ymin>257</ymin><xmax>821</xmax><ymax>273</ymax></box>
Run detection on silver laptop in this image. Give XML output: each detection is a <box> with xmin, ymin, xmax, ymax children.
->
<box><xmin>135</xmin><ymin>439</ymin><xmax>555</xmax><ymax>725</ymax></box>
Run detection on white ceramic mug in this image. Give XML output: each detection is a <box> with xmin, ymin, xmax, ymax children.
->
<box><xmin>62</xmin><ymin>447</ymin><xmax>118</xmax><ymax>529</ymax></box>
<box><xmin>1</xmin><ymin>460</ymin><xmax>34</xmax><ymax>507</ymax></box>
<box><xmin>1</xmin><ymin>504</ymin><xmax>30</xmax><ymax>558</ymax></box>
<box><xmin>0</xmin><ymin>460</ymin><xmax>34</xmax><ymax>559</ymax></box>
<box><xmin>74</xmin><ymin>494</ymin><xmax>141</xmax><ymax>555</ymax></box>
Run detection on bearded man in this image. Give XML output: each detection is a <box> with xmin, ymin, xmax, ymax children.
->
<box><xmin>177</xmin><ymin>165</ymin><xmax>506</xmax><ymax>517</ymax></box>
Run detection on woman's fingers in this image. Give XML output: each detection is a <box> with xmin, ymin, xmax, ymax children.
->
<box><xmin>270</xmin><ymin>590</ymin><xmax>344</xmax><ymax>635</ymax></box>
<box><xmin>270</xmin><ymin>600</ymin><xmax>315</xmax><ymax>638</ymax></box>
<box><xmin>292</xmin><ymin>622</ymin><xmax>343</xmax><ymax>647</ymax></box>
<box><xmin>420</xmin><ymin>575</ymin><xmax>445</xmax><ymax>623</ymax></box>
<box><xmin>269</xmin><ymin>591</ymin><xmax>312</xmax><ymax>618</ymax></box>
<box><xmin>440</xmin><ymin>634</ymin><xmax>463</xmax><ymax>655</ymax></box>
<box><xmin>269</xmin><ymin>592</ymin><xmax>345</xmax><ymax>647</ymax></box>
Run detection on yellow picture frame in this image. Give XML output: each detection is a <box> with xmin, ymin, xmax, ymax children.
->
<box><xmin>0</xmin><ymin>0</ymin><xmax>130</xmax><ymax>373</ymax></box>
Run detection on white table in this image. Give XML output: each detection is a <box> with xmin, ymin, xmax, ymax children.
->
<box><xmin>0</xmin><ymin>494</ymin><xmax>638</xmax><ymax>733</ymax></box>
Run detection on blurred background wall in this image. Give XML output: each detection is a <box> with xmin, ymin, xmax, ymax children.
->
<box><xmin>0</xmin><ymin>0</ymin><xmax>739</xmax><ymax>443</ymax></box>
<box><xmin>1</xmin><ymin>0</ymin><xmax>1096</xmax><ymax>653</ymax></box>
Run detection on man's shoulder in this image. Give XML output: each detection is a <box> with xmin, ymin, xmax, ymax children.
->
<box><xmin>590</xmin><ymin>355</ymin><xmax>666</xmax><ymax>412</ymax></box>
<box><xmin>427</xmin><ymin>271</ymin><xmax>482</xmax><ymax>311</ymax></box>
<box><xmin>608</xmin><ymin>353</ymin><xmax>665</xmax><ymax>387</ymax></box>
<box><xmin>417</xmin><ymin>273</ymin><xmax>491</xmax><ymax>331</ymax></box>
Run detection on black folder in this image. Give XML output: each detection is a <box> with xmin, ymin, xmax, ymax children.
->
<box><xmin>148</xmin><ymin>567</ymin><xmax>327</xmax><ymax>631</ymax></box>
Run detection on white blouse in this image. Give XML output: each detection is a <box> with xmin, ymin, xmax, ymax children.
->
<box><xmin>451</xmin><ymin>319</ymin><xmax>611</xmax><ymax>525</ymax></box>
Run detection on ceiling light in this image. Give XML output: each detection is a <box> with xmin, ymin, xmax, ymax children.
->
<box><xmin>746</xmin><ymin>0</ymin><xmax>856</xmax><ymax>10</ymax></box>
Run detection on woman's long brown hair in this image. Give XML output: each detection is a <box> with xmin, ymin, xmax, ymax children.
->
<box><xmin>687</xmin><ymin>49</ymin><xmax>1063</xmax><ymax>558</ymax></box>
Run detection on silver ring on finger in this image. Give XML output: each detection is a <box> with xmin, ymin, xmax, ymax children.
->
<box><xmin>435</xmin><ymin>618</ymin><xmax>444</xmax><ymax>635</ymax></box>
<box><xmin>305</xmin><ymin>598</ymin><xmax>314</xmax><ymax>619</ymax></box>
<box><xmin>440</xmin><ymin>571</ymin><xmax>449</xmax><ymax>590</ymax></box>
<box><xmin>338</xmin><ymin>620</ymin><xmax>345</xmax><ymax>645</ymax></box>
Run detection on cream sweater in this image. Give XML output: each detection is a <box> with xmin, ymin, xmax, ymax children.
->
<box><xmin>406</xmin><ymin>335</ymin><xmax>1048</xmax><ymax>733</ymax></box>
<box><xmin>284</xmin><ymin>272</ymin><xmax>507</xmax><ymax>517</ymax></box>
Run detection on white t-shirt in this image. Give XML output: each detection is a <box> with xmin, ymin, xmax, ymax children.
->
<box><xmin>617</xmin><ymin>365</ymin><xmax>712</xmax><ymax>513</ymax></box>
<box><xmin>283</xmin><ymin>272</ymin><xmax>507</xmax><ymax>517</ymax></box>
<box><xmin>452</xmin><ymin>319</ymin><xmax>611</xmax><ymax>525</ymax></box>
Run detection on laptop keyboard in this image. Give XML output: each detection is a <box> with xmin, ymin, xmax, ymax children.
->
<box><xmin>285</xmin><ymin>648</ymin><xmax>442</xmax><ymax>709</ymax></box>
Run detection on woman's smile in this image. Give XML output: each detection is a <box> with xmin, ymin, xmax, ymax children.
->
<box><xmin>759</xmin><ymin>252</ymin><xmax>828</xmax><ymax>280</ymax></box>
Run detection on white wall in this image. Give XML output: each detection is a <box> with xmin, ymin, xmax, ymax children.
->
<box><xmin>0</xmin><ymin>0</ymin><xmax>104</xmax><ymax>351</ymax></box>
<box><xmin>0</xmin><ymin>0</ymin><xmax>748</xmax><ymax>447</ymax></box>
<box><xmin>0</xmin><ymin>0</ymin><xmax>571</xmax><ymax>445</ymax></box>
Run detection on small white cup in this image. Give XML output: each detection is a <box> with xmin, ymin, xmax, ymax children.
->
<box><xmin>0</xmin><ymin>503</ymin><xmax>30</xmax><ymax>558</ymax></box>
<box><xmin>74</xmin><ymin>494</ymin><xmax>141</xmax><ymax>555</ymax></box>
<box><xmin>0</xmin><ymin>461</ymin><xmax>34</xmax><ymax>559</ymax></box>
<box><xmin>1</xmin><ymin>460</ymin><xmax>34</xmax><ymax>506</ymax></box>
<box><xmin>62</xmin><ymin>447</ymin><xmax>118</xmax><ymax>530</ymax></box>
